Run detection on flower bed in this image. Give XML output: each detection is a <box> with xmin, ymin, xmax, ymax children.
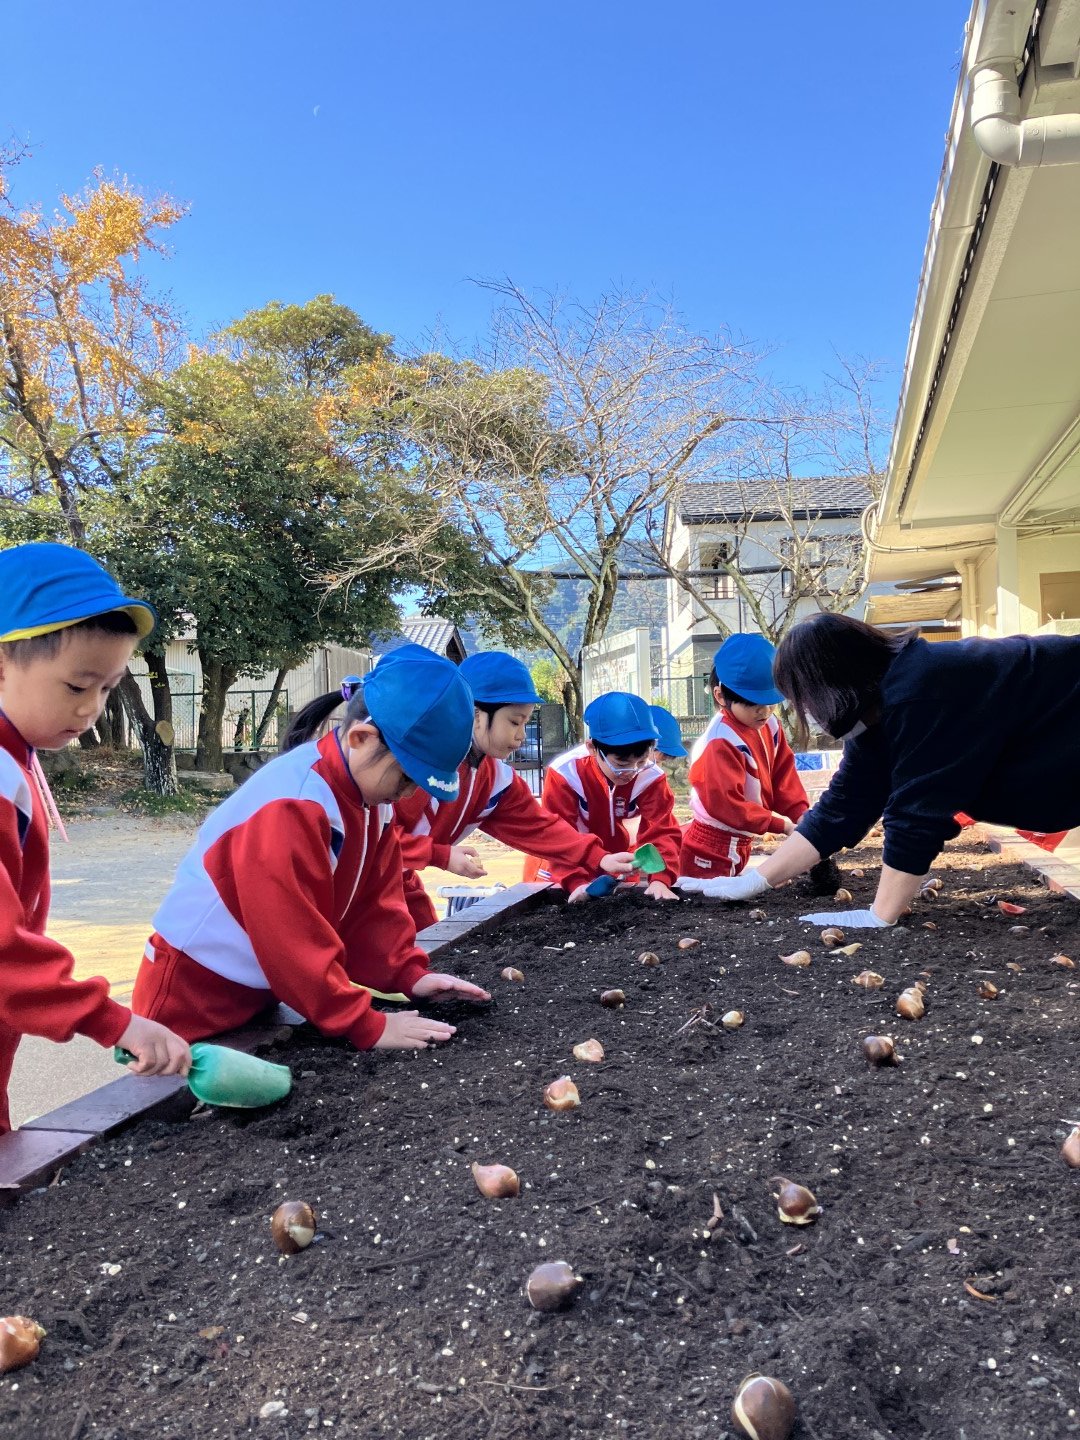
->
<box><xmin>1</xmin><ymin>836</ymin><xmax>1078</xmax><ymax>1439</ymax></box>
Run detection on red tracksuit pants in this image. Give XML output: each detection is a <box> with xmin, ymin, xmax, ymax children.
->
<box><xmin>0</xmin><ymin>1023</ymin><xmax>18</xmax><ymax>1134</ymax></box>
<box><xmin>678</xmin><ymin>820</ymin><xmax>753</xmax><ymax>879</ymax></box>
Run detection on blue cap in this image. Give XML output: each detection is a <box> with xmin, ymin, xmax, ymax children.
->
<box><xmin>649</xmin><ymin>705</ymin><xmax>687</xmax><ymax>758</ymax></box>
<box><xmin>458</xmin><ymin>652</ymin><xmax>540</xmax><ymax>706</ymax></box>
<box><xmin>584</xmin><ymin>692</ymin><xmax>658</xmax><ymax>748</ymax></box>
<box><xmin>0</xmin><ymin>542</ymin><xmax>156</xmax><ymax>643</ymax></box>
<box><xmin>713</xmin><ymin>633</ymin><xmax>782</xmax><ymax>706</ymax></box>
<box><xmin>363</xmin><ymin>644</ymin><xmax>474</xmax><ymax>799</ymax></box>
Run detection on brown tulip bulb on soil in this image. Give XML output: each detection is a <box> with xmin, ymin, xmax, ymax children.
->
<box><xmin>732</xmin><ymin>1372</ymin><xmax>797</xmax><ymax>1440</ymax></box>
<box><xmin>835</xmin><ymin>942</ymin><xmax>863</xmax><ymax>957</ymax></box>
<box><xmin>525</xmin><ymin>1261</ymin><xmax>584</xmax><ymax>1311</ymax></box>
<box><xmin>862</xmin><ymin>1035</ymin><xmax>897</xmax><ymax>1065</ymax></box>
<box><xmin>721</xmin><ymin>1010</ymin><xmax>745</xmax><ymax>1030</ymax></box>
<box><xmin>977</xmin><ymin>980</ymin><xmax>999</xmax><ymax>999</ymax></box>
<box><xmin>0</xmin><ymin>1317</ymin><xmax>46</xmax><ymax>1375</ymax></box>
<box><xmin>748</xmin><ymin>908</ymin><xmax>767</xmax><ymax>922</ymax></box>
<box><xmin>270</xmin><ymin>1200</ymin><xmax>317</xmax><ymax>1255</ymax></box>
<box><xmin>833</xmin><ymin>888</ymin><xmax>853</xmax><ymax>904</ymax></box>
<box><xmin>779</xmin><ymin>950</ymin><xmax>812</xmax><ymax>968</ymax></box>
<box><xmin>896</xmin><ymin>986</ymin><xmax>926</xmax><ymax>1020</ymax></box>
<box><xmin>820</xmin><ymin>926</ymin><xmax>845</xmax><ymax>948</ymax></box>
<box><xmin>572</xmin><ymin>1039</ymin><xmax>605</xmax><ymax>1063</ymax></box>
<box><xmin>500</xmin><ymin>966</ymin><xmax>525</xmax><ymax>982</ymax></box>
<box><xmin>852</xmin><ymin>970</ymin><xmax>884</xmax><ymax>989</ymax></box>
<box><xmin>1051</xmin><ymin>954</ymin><xmax>1076</xmax><ymax>969</ymax></box>
<box><xmin>599</xmin><ymin>989</ymin><xmax>625</xmax><ymax>1008</ymax></box>
<box><xmin>638</xmin><ymin>950</ymin><xmax>661</xmax><ymax>966</ymax></box>
<box><xmin>770</xmin><ymin>1176</ymin><xmax>821</xmax><ymax>1225</ymax></box>
<box><xmin>471</xmin><ymin>1162</ymin><xmax>520</xmax><ymax>1198</ymax></box>
<box><xmin>543</xmin><ymin>1076</ymin><xmax>580</xmax><ymax>1111</ymax></box>
<box><xmin>677</xmin><ymin>937</ymin><xmax>701</xmax><ymax>950</ymax></box>
<box><xmin>1062</xmin><ymin>1127</ymin><xmax>1080</xmax><ymax>1168</ymax></box>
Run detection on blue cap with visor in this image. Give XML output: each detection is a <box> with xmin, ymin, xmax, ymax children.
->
<box><xmin>0</xmin><ymin>542</ymin><xmax>156</xmax><ymax>643</ymax></box>
<box><xmin>458</xmin><ymin>652</ymin><xmax>541</xmax><ymax>706</ymax></box>
<box><xmin>649</xmin><ymin>705</ymin><xmax>687</xmax><ymax>758</ymax></box>
<box><xmin>713</xmin><ymin>633</ymin><xmax>783</xmax><ymax>706</ymax></box>
<box><xmin>583</xmin><ymin>692</ymin><xmax>658</xmax><ymax>748</ymax></box>
<box><xmin>361</xmin><ymin>644</ymin><xmax>475</xmax><ymax>800</ymax></box>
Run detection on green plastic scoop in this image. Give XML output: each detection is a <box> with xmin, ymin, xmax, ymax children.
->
<box><xmin>633</xmin><ymin>843</ymin><xmax>666</xmax><ymax>875</ymax></box>
<box><xmin>115</xmin><ymin>1041</ymin><xmax>292</xmax><ymax>1109</ymax></box>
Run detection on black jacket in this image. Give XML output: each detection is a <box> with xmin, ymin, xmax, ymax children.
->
<box><xmin>797</xmin><ymin>633</ymin><xmax>1080</xmax><ymax>875</ymax></box>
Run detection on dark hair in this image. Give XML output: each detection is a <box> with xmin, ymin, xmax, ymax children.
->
<box><xmin>595</xmin><ymin>738</ymin><xmax>653</xmax><ymax>762</ymax></box>
<box><xmin>774</xmin><ymin>614</ymin><xmax>914</xmax><ymax>737</ymax></box>
<box><xmin>466</xmin><ymin>700</ymin><xmax>505</xmax><ymax>768</ymax></box>
<box><xmin>0</xmin><ymin>610</ymin><xmax>139</xmax><ymax>666</ymax></box>
<box><xmin>281</xmin><ymin>688</ymin><xmax>380</xmax><ymax>753</ymax></box>
<box><xmin>719</xmin><ymin>684</ymin><xmax>751</xmax><ymax>709</ymax></box>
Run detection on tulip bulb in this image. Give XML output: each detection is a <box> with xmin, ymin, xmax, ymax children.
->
<box><xmin>525</xmin><ymin>1260</ymin><xmax>584</xmax><ymax>1312</ymax></box>
<box><xmin>779</xmin><ymin>950</ymin><xmax>812</xmax><ymax>968</ymax></box>
<box><xmin>638</xmin><ymin>950</ymin><xmax>661</xmax><ymax>967</ymax></box>
<box><xmin>862</xmin><ymin>1034</ymin><xmax>897</xmax><ymax>1065</ymax></box>
<box><xmin>835</xmin><ymin>942</ymin><xmax>863</xmax><ymax>957</ymax></box>
<box><xmin>500</xmin><ymin>966</ymin><xmax>525</xmax><ymax>983</ymax></box>
<box><xmin>0</xmin><ymin>1317</ymin><xmax>45</xmax><ymax>1375</ymax></box>
<box><xmin>599</xmin><ymin>988</ymin><xmax>625</xmax><ymax>1008</ymax></box>
<box><xmin>1051</xmin><ymin>954</ymin><xmax>1076</xmax><ymax>969</ymax></box>
<box><xmin>748</xmin><ymin>908</ymin><xmax>767</xmax><ymax>922</ymax></box>
<box><xmin>977</xmin><ymin>980</ymin><xmax>999</xmax><ymax>999</ymax></box>
<box><xmin>820</xmin><ymin>926</ymin><xmax>845</xmax><ymax>948</ymax></box>
<box><xmin>1062</xmin><ymin>1127</ymin><xmax>1080</xmax><ymax>1168</ymax></box>
<box><xmin>677</xmin><ymin>937</ymin><xmax>701</xmax><ymax>951</ymax></box>
<box><xmin>544</xmin><ymin>1076</ymin><xmax>580</xmax><ymax>1112</ymax></box>
<box><xmin>770</xmin><ymin>1176</ymin><xmax>821</xmax><ymax>1225</ymax></box>
<box><xmin>471</xmin><ymin>1161</ymin><xmax>520</xmax><ymax>1198</ymax></box>
<box><xmin>833</xmin><ymin>888</ymin><xmax>853</xmax><ymax>903</ymax></box>
<box><xmin>732</xmin><ymin>1373</ymin><xmax>797</xmax><ymax>1440</ymax></box>
<box><xmin>852</xmin><ymin>970</ymin><xmax>884</xmax><ymax>989</ymax></box>
<box><xmin>896</xmin><ymin>986</ymin><xmax>926</xmax><ymax>1020</ymax></box>
<box><xmin>721</xmin><ymin>1010</ymin><xmax>745</xmax><ymax>1030</ymax></box>
<box><xmin>270</xmin><ymin>1200</ymin><xmax>317</xmax><ymax>1255</ymax></box>
<box><xmin>572</xmin><ymin>1038</ymin><xmax>605</xmax><ymax>1063</ymax></box>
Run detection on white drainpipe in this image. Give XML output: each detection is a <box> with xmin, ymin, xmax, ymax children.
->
<box><xmin>970</xmin><ymin>6</ymin><xmax>1080</xmax><ymax>166</ymax></box>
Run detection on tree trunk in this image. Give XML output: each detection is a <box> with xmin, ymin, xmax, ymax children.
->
<box><xmin>562</xmin><ymin>674</ymin><xmax>584</xmax><ymax>741</ymax></box>
<box><xmin>195</xmin><ymin>655</ymin><xmax>237</xmax><ymax>772</ymax></box>
<box><xmin>117</xmin><ymin>669</ymin><xmax>179</xmax><ymax>796</ymax></box>
<box><xmin>94</xmin><ymin>690</ymin><xmax>127</xmax><ymax>748</ymax></box>
<box><xmin>254</xmin><ymin>667</ymin><xmax>289</xmax><ymax>749</ymax></box>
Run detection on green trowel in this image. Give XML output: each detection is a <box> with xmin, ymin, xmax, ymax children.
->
<box><xmin>115</xmin><ymin>1041</ymin><xmax>292</xmax><ymax>1109</ymax></box>
<box><xmin>633</xmin><ymin>843</ymin><xmax>667</xmax><ymax>875</ymax></box>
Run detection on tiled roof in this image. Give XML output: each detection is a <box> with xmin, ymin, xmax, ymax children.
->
<box><xmin>371</xmin><ymin>615</ymin><xmax>465</xmax><ymax>658</ymax></box>
<box><xmin>677</xmin><ymin>476</ymin><xmax>874</xmax><ymax>522</ymax></box>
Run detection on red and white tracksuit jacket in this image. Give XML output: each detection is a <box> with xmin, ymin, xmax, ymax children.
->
<box><xmin>680</xmin><ymin>711</ymin><xmax>809</xmax><ymax>878</ymax></box>
<box><xmin>0</xmin><ymin>712</ymin><xmax>129</xmax><ymax>1134</ymax></box>
<box><xmin>132</xmin><ymin>731</ymin><xmax>429</xmax><ymax>1050</ymax></box>
<box><xmin>395</xmin><ymin>754</ymin><xmax>610</xmax><ymax>929</ymax></box>
<box><xmin>522</xmin><ymin>744</ymin><xmax>682</xmax><ymax>890</ymax></box>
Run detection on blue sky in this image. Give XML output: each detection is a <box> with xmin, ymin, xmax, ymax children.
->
<box><xmin>7</xmin><ymin>1</ymin><xmax>969</xmax><ymax>402</ymax></box>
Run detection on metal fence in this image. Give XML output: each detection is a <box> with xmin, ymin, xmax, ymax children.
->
<box><xmin>159</xmin><ymin>687</ymin><xmax>291</xmax><ymax>754</ymax></box>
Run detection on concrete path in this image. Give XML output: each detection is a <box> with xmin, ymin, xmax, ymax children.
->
<box><xmin>8</xmin><ymin>814</ymin><xmax>529</xmax><ymax>1127</ymax></box>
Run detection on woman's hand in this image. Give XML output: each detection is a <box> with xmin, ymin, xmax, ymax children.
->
<box><xmin>447</xmin><ymin>846</ymin><xmax>486</xmax><ymax>879</ymax></box>
<box><xmin>412</xmin><ymin>972</ymin><xmax>491</xmax><ymax>1003</ymax></box>
<box><xmin>676</xmin><ymin>869</ymin><xmax>771</xmax><ymax>901</ymax></box>
<box><xmin>374</xmin><ymin>1011</ymin><xmax>457</xmax><ymax>1049</ymax></box>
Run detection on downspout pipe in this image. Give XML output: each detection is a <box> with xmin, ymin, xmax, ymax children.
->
<box><xmin>970</xmin><ymin>8</ymin><xmax>1080</xmax><ymax>166</ymax></box>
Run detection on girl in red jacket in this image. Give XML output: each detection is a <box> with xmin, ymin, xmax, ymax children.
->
<box><xmin>132</xmin><ymin>645</ymin><xmax>489</xmax><ymax>1053</ymax></box>
<box><xmin>680</xmin><ymin>634</ymin><xmax>808</xmax><ymax>879</ymax></box>
<box><xmin>523</xmin><ymin>692</ymin><xmax>683</xmax><ymax>902</ymax></box>
<box><xmin>0</xmin><ymin>544</ymin><xmax>191</xmax><ymax>1135</ymax></box>
<box><xmin>395</xmin><ymin>652</ymin><xmax>633</xmax><ymax>928</ymax></box>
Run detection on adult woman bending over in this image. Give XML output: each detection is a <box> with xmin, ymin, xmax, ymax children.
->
<box><xmin>676</xmin><ymin>614</ymin><xmax>1080</xmax><ymax>928</ymax></box>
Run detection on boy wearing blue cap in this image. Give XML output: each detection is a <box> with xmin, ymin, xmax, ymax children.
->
<box><xmin>649</xmin><ymin>705</ymin><xmax>688</xmax><ymax>762</ymax></box>
<box><xmin>0</xmin><ymin>542</ymin><xmax>192</xmax><ymax>1134</ymax></box>
<box><xmin>523</xmin><ymin>691</ymin><xmax>682</xmax><ymax>901</ymax></box>
<box><xmin>132</xmin><ymin>645</ymin><xmax>490</xmax><ymax>1052</ymax></box>
<box><xmin>395</xmin><ymin>652</ymin><xmax>634</xmax><ymax>929</ymax></box>
<box><xmin>679</xmin><ymin>633</ymin><xmax>808</xmax><ymax>880</ymax></box>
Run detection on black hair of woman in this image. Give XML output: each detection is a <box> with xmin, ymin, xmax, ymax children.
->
<box><xmin>774</xmin><ymin>613</ymin><xmax>915</xmax><ymax>739</ymax></box>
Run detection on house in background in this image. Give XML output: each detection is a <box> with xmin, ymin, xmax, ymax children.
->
<box><xmin>370</xmin><ymin>614</ymin><xmax>469</xmax><ymax>664</ymax></box>
<box><xmin>658</xmin><ymin>476</ymin><xmax>878</xmax><ymax>714</ymax></box>
<box><xmin>868</xmin><ymin>0</ymin><xmax>1080</xmax><ymax>639</ymax></box>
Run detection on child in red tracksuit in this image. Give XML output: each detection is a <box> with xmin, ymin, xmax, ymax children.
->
<box><xmin>680</xmin><ymin>634</ymin><xmax>808</xmax><ymax>879</ymax></box>
<box><xmin>523</xmin><ymin>692</ymin><xmax>682</xmax><ymax>901</ymax></box>
<box><xmin>395</xmin><ymin>652</ymin><xmax>633</xmax><ymax>929</ymax></box>
<box><xmin>132</xmin><ymin>646</ymin><xmax>490</xmax><ymax>1054</ymax></box>
<box><xmin>0</xmin><ymin>543</ymin><xmax>191</xmax><ymax>1134</ymax></box>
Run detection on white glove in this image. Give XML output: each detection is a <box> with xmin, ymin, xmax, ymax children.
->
<box><xmin>675</xmin><ymin>869</ymin><xmax>772</xmax><ymax>901</ymax></box>
<box><xmin>798</xmin><ymin>907</ymin><xmax>895</xmax><ymax>928</ymax></box>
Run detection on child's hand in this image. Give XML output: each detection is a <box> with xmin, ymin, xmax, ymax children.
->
<box><xmin>447</xmin><ymin>845</ymin><xmax>487</xmax><ymax>879</ymax></box>
<box><xmin>645</xmin><ymin>880</ymin><xmax>679</xmax><ymax>901</ymax></box>
<box><xmin>772</xmin><ymin>813</ymin><xmax>796</xmax><ymax>836</ymax></box>
<box><xmin>600</xmin><ymin>852</ymin><xmax>636</xmax><ymax>877</ymax></box>
<box><xmin>374</xmin><ymin>1011</ymin><xmax>457</xmax><ymax>1049</ymax></box>
<box><xmin>412</xmin><ymin>973</ymin><xmax>491</xmax><ymax>1003</ymax></box>
<box><xmin>116</xmin><ymin>1016</ymin><xmax>192</xmax><ymax>1077</ymax></box>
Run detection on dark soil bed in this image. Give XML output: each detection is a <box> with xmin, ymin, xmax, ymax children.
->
<box><xmin>2</xmin><ymin>835</ymin><xmax>1079</xmax><ymax>1439</ymax></box>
